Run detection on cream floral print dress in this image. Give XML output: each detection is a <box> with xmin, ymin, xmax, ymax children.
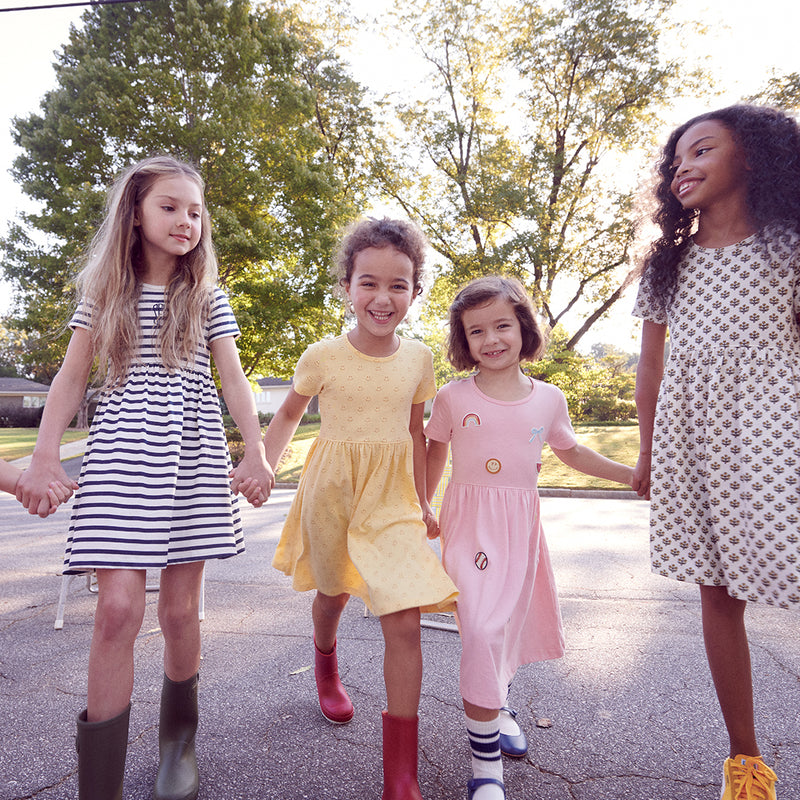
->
<box><xmin>633</xmin><ymin>232</ymin><xmax>800</xmax><ymax>608</ymax></box>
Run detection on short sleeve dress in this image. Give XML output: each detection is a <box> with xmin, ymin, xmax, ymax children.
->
<box><xmin>271</xmin><ymin>335</ymin><xmax>458</xmax><ymax>617</ymax></box>
<box><xmin>633</xmin><ymin>233</ymin><xmax>800</xmax><ymax>607</ymax></box>
<box><xmin>64</xmin><ymin>284</ymin><xmax>244</xmax><ymax>573</ymax></box>
<box><xmin>425</xmin><ymin>376</ymin><xmax>577</xmax><ymax>708</ymax></box>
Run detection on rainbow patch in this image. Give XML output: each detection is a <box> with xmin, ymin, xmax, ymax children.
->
<box><xmin>461</xmin><ymin>413</ymin><xmax>481</xmax><ymax>428</ymax></box>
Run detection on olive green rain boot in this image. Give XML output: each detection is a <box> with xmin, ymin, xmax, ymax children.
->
<box><xmin>76</xmin><ymin>704</ymin><xmax>130</xmax><ymax>800</ymax></box>
<box><xmin>153</xmin><ymin>673</ymin><xmax>199</xmax><ymax>800</ymax></box>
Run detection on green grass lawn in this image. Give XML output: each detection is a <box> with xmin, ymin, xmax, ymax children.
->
<box><xmin>0</xmin><ymin>428</ymin><xmax>89</xmax><ymax>461</ymax></box>
<box><xmin>3</xmin><ymin>421</ymin><xmax>641</xmax><ymax>490</ymax></box>
<box><xmin>274</xmin><ymin>423</ymin><xmax>320</xmax><ymax>483</ymax></box>
<box><xmin>539</xmin><ymin>424</ymin><xmax>639</xmax><ymax>489</ymax></box>
<box><xmin>274</xmin><ymin>421</ymin><xmax>640</xmax><ymax>490</ymax></box>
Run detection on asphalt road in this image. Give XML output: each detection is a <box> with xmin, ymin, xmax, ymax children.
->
<box><xmin>1</xmin><ymin>479</ymin><xmax>798</xmax><ymax>800</ymax></box>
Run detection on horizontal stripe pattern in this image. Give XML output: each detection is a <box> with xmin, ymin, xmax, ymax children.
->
<box><xmin>64</xmin><ymin>285</ymin><xmax>243</xmax><ymax>572</ymax></box>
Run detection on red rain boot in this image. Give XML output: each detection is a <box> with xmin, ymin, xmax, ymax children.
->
<box><xmin>314</xmin><ymin>639</ymin><xmax>354</xmax><ymax>724</ymax></box>
<box><xmin>382</xmin><ymin>711</ymin><xmax>424</xmax><ymax>800</ymax></box>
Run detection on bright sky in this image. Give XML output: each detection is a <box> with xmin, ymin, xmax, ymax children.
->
<box><xmin>0</xmin><ymin>0</ymin><xmax>798</xmax><ymax>350</ymax></box>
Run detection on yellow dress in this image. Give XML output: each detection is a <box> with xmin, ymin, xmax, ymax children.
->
<box><xmin>272</xmin><ymin>335</ymin><xmax>458</xmax><ymax>616</ymax></box>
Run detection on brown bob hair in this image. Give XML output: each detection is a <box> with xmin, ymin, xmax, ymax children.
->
<box><xmin>447</xmin><ymin>276</ymin><xmax>546</xmax><ymax>372</ymax></box>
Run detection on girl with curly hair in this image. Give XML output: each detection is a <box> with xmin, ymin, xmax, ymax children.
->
<box><xmin>265</xmin><ymin>217</ymin><xmax>457</xmax><ymax>799</ymax></box>
<box><xmin>633</xmin><ymin>105</ymin><xmax>800</xmax><ymax>799</ymax></box>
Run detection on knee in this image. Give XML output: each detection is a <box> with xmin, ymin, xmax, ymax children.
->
<box><xmin>94</xmin><ymin>591</ymin><xmax>144</xmax><ymax>645</ymax></box>
<box><xmin>157</xmin><ymin>597</ymin><xmax>199</xmax><ymax>638</ymax></box>
<box><xmin>382</xmin><ymin>608</ymin><xmax>421</xmax><ymax>649</ymax></box>
<box><xmin>701</xmin><ymin>585</ymin><xmax>745</xmax><ymax>615</ymax></box>
<box><xmin>314</xmin><ymin>591</ymin><xmax>349</xmax><ymax>619</ymax></box>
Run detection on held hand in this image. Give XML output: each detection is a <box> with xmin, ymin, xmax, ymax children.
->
<box><xmin>631</xmin><ymin>453</ymin><xmax>652</xmax><ymax>500</ymax></box>
<box><xmin>229</xmin><ymin>447</ymin><xmax>275</xmax><ymax>508</ymax></box>
<box><xmin>17</xmin><ymin>463</ymin><xmax>77</xmax><ymax>518</ymax></box>
<box><xmin>44</xmin><ymin>479</ymin><xmax>79</xmax><ymax>516</ymax></box>
<box><xmin>421</xmin><ymin>502</ymin><xmax>439</xmax><ymax>539</ymax></box>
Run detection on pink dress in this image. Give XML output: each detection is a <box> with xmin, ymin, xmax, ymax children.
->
<box><xmin>425</xmin><ymin>376</ymin><xmax>577</xmax><ymax>708</ymax></box>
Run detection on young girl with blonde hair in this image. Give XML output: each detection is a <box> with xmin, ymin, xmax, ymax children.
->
<box><xmin>17</xmin><ymin>155</ymin><xmax>272</xmax><ymax>800</ymax></box>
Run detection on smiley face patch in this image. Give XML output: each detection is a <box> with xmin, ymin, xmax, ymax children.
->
<box><xmin>485</xmin><ymin>458</ymin><xmax>501</xmax><ymax>474</ymax></box>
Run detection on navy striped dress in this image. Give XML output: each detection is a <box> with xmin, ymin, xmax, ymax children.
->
<box><xmin>63</xmin><ymin>284</ymin><xmax>244</xmax><ymax>573</ymax></box>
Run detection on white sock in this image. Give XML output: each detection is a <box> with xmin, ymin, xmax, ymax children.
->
<box><xmin>466</xmin><ymin>714</ymin><xmax>504</xmax><ymax>795</ymax></box>
<box><xmin>498</xmin><ymin>707</ymin><xmax>522</xmax><ymax>737</ymax></box>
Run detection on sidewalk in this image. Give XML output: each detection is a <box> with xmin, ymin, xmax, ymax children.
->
<box><xmin>1</xmin><ymin>488</ymin><xmax>798</xmax><ymax>799</ymax></box>
<box><xmin>9</xmin><ymin>437</ymin><xmax>90</xmax><ymax>470</ymax></box>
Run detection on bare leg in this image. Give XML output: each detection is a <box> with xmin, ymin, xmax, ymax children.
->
<box><xmin>312</xmin><ymin>591</ymin><xmax>349</xmax><ymax>653</ymax></box>
<box><xmin>380</xmin><ymin>607</ymin><xmax>422</xmax><ymax>718</ymax></box>
<box><xmin>158</xmin><ymin>561</ymin><xmax>205</xmax><ymax>681</ymax></box>
<box><xmin>463</xmin><ymin>700</ymin><xmax>499</xmax><ymax>723</ymax></box>
<box><xmin>700</xmin><ymin>584</ymin><xmax>759</xmax><ymax>757</ymax></box>
<box><xmin>87</xmin><ymin>569</ymin><xmax>147</xmax><ymax>721</ymax></box>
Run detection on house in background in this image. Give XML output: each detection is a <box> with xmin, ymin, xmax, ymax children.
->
<box><xmin>253</xmin><ymin>377</ymin><xmax>319</xmax><ymax>417</ymax></box>
<box><xmin>0</xmin><ymin>377</ymin><xmax>50</xmax><ymax>413</ymax></box>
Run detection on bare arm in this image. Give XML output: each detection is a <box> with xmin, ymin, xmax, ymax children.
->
<box><xmin>262</xmin><ymin>387</ymin><xmax>313</xmax><ymax>471</ymax></box>
<box><xmin>550</xmin><ymin>442</ymin><xmax>634</xmax><ymax>488</ymax></box>
<box><xmin>410</xmin><ymin>402</ymin><xmax>437</xmax><ymax>538</ymax></box>
<box><xmin>16</xmin><ymin>327</ymin><xmax>91</xmax><ymax>516</ymax></box>
<box><xmin>0</xmin><ymin>460</ymin><xmax>22</xmax><ymax>496</ymax></box>
<box><xmin>632</xmin><ymin>320</ymin><xmax>667</xmax><ymax>499</ymax></box>
<box><xmin>211</xmin><ymin>335</ymin><xmax>273</xmax><ymax>505</ymax></box>
<box><xmin>424</xmin><ymin>438</ymin><xmax>448</xmax><ymax>540</ymax></box>
<box><xmin>425</xmin><ymin>439</ymin><xmax>449</xmax><ymax>504</ymax></box>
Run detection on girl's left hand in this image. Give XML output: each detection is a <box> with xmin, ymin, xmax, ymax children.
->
<box><xmin>46</xmin><ymin>480</ymin><xmax>78</xmax><ymax>514</ymax></box>
<box><xmin>631</xmin><ymin>453</ymin><xmax>652</xmax><ymax>499</ymax></box>
<box><xmin>421</xmin><ymin>504</ymin><xmax>439</xmax><ymax>539</ymax></box>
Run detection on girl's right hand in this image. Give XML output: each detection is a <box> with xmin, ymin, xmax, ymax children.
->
<box><xmin>631</xmin><ymin>452</ymin><xmax>652</xmax><ymax>499</ymax></box>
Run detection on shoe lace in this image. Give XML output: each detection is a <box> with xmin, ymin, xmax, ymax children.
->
<box><xmin>730</xmin><ymin>759</ymin><xmax>777</xmax><ymax>800</ymax></box>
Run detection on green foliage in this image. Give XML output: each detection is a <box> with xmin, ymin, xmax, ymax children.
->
<box><xmin>748</xmin><ymin>72</ymin><xmax>800</xmax><ymax>112</ymax></box>
<box><xmin>530</xmin><ymin>327</ymin><xmax>636</xmax><ymax>421</ymax></box>
<box><xmin>2</xmin><ymin>0</ymin><xmax>373</xmax><ymax>379</ymax></box>
<box><xmin>379</xmin><ymin>0</ymin><xmax>691</xmax><ymax>350</ymax></box>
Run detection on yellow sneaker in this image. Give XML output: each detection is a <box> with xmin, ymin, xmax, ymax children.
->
<box><xmin>721</xmin><ymin>755</ymin><xmax>778</xmax><ymax>800</ymax></box>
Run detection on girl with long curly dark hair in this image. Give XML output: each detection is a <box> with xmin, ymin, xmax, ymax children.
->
<box><xmin>632</xmin><ymin>105</ymin><xmax>800</xmax><ymax>800</ymax></box>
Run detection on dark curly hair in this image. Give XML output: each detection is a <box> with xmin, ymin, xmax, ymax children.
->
<box><xmin>447</xmin><ymin>276</ymin><xmax>546</xmax><ymax>372</ymax></box>
<box><xmin>334</xmin><ymin>217</ymin><xmax>428</xmax><ymax>297</ymax></box>
<box><xmin>642</xmin><ymin>104</ymin><xmax>800</xmax><ymax>309</ymax></box>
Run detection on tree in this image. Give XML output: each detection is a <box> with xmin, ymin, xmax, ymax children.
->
<box><xmin>379</xmin><ymin>0</ymin><xmax>691</xmax><ymax>349</ymax></box>
<box><xmin>2</xmin><ymin>0</ymin><xmax>373</xmax><ymax>380</ymax></box>
<box><xmin>748</xmin><ymin>72</ymin><xmax>800</xmax><ymax>112</ymax></box>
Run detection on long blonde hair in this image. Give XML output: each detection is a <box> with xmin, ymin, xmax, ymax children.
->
<box><xmin>76</xmin><ymin>156</ymin><xmax>219</xmax><ymax>389</ymax></box>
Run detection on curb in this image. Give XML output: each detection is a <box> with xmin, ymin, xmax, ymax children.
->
<box><xmin>275</xmin><ymin>482</ymin><xmax>642</xmax><ymax>501</ymax></box>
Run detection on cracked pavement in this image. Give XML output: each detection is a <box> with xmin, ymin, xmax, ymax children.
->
<box><xmin>1</xmin><ymin>487</ymin><xmax>798</xmax><ymax>800</ymax></box>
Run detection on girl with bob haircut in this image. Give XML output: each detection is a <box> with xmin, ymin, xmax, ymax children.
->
<box><xmin>446</xmin><ymin>275</ymin><xmax>545</xmax><ymax>372</ymax></box>
<box><xmin>17</xmin><ymin>155</ymin><xmax>272</xmax><ymax>800</ymax></box>
<box><xmin>426</xmin><ymin>275</ymin><xmax>633</xmax><ymax>800</ymax></box>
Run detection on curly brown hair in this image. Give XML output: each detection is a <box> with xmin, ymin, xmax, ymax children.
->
<box><xmin>447</xmin><ymin>276</ymin><xmax>546</xmax><ymax>372</ymax></box>
<box><xmin>334</xmin><ymin>217</ymin><xmax>428</xmax><ymax>297</ymax></box>
<box><xmin>642</xmin><ymin>104</ymin><xmax>800</xmax><ymax>309</ymax></box>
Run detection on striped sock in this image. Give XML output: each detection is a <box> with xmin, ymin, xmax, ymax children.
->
<box><xmin>466</xmin><ymin>714</ymin><xmax>503</xmax><ymax>785</ymax></box>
